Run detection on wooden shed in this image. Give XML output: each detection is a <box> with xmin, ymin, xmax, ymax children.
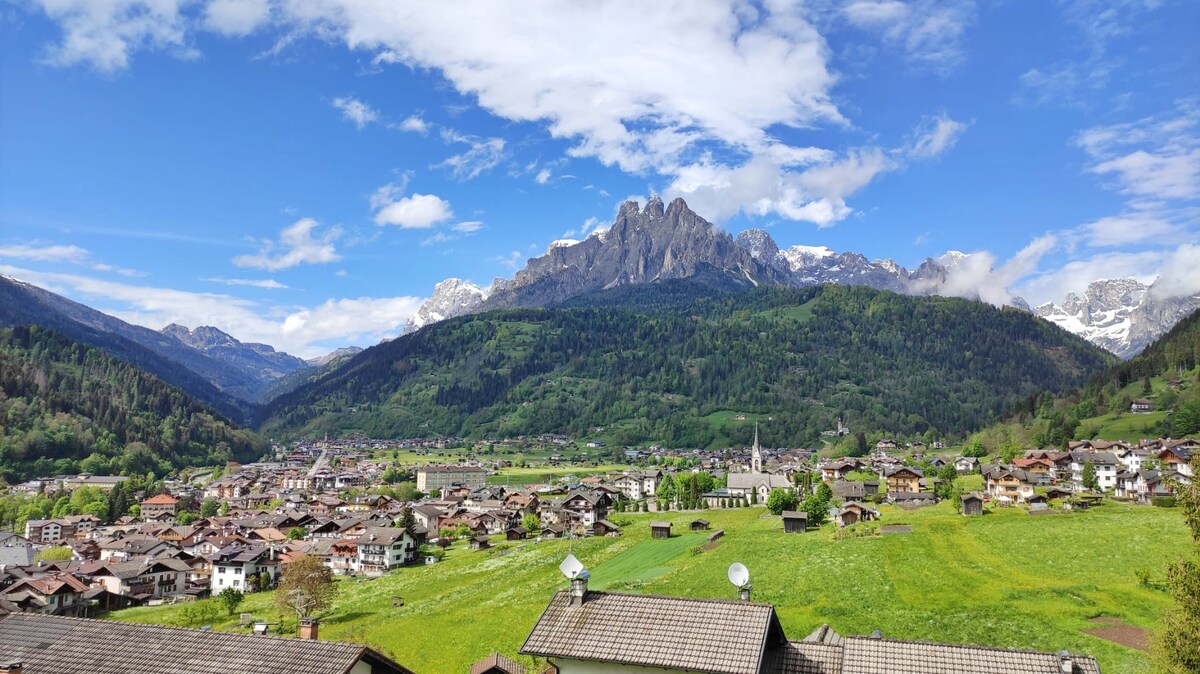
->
<box><xmin>469</xmin><ymin>535</ymin><xmax>491</xmax><ymax>551</ymax></box>
<box><xmin>592</xmin><ymin>519</ymin><xmax>621</xmax><ymax>537</ymax></box>
<box><xmin>505</xmin><ymin>527</ymin><xmax>528</xmax><ymax>541</ymax></box>
<box><xmin>649</xmin><ymin>521</ymin><xmax>673</xmax><ymax>539</ymax></box>
<box><xmin>960</xmin><ymin>493</ymin><xmax>984</xmax><ymax>516</ymax></box>
<box><xmin>689</xmin><ymin>518</ymin><xmax>710</xmax><ymax>532</ymax></box>
<box><xmin>781</xmin><ymin>511</ymin><xmax>807</xmax><ymax>533</ymax></box>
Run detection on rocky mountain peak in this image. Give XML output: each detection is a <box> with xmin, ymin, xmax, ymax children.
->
<box><xmin>162</xmin><ymin>323</ymin><xmax>239</xmax><ymax>350</ymax></box>
<box><xmin>403</xmin><ymin>278</ymin><xmax>489</xmax><ymax>334</ymax></box>
<box><xmin>734</xmin><ymin>229</ymin><xmax>781</xmax><ymax>262</ymax></box>
<box><xmin>1035</xmin><ymin>277</ymin><xmax>1199</xmax><ymax>358</ymax></box>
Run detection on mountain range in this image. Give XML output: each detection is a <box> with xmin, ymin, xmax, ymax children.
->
<box><xmin>401</xmin><ymin>196</ymin><xmax>1192</xmax><ymax>360</ymax></box>
<box><xmin>1034</xmin><ymin>278</ymin><xmax>1200</xmax><ymax>358</ymax></box>
<box><xmin>260</xmin><ymin>282</ymin><xmax>1115</xmax><ymax>446</ymax></box>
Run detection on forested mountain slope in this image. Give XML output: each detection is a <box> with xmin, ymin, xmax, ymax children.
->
<box><xmin>258</xmin><ymin>284</ymin><xmax>1114</xmax><ymax>447</ymax></box>
<box><xmin>0</xmin><ymin>326</ymin><xmax>266</xmax><ymax>481</ymax></box>
<box><xmin>995</xmin><ymin>307</ymin><xmax>1200</xmax><ymax>446</ymax></box>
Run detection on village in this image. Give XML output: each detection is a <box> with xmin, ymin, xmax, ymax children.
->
<box><xmin>0</xmin><ymin>426</ymin><xmax>1194</xmax><ymax>621</ymax></box>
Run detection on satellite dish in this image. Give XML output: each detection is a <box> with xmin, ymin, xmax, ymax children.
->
<box><xmin>728</xmin><ymin>562</ymin><xmax>750</xmax><ymax>588</ymax></box>
<box><xmin>559</xmin><ymin>554</ymin><xmax>585</xmax><ymax>579</ymax></box>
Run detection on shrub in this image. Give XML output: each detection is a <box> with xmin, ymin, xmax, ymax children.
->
<box><xmin>1151</xmin><ymin>496</ymin><xmax>1178</xmax><ymax>508</ymax></box>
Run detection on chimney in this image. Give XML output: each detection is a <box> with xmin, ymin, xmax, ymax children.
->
<box><xmin>1058</xmin><ymin>651</ymin><xmax>1073</xmax><ymax>673</ymax></box>
<box><xmin>299</xmin><ymin>617</ymin><xmax>320</xmax><ymax>640</ymax></box>
<box><xmin>738</xmin><ymin>583</ymin><xmax>752</xmax><ymax>602</ymax></box>
<box><xmin>568</xmin><ymin>570</ymin><xmax>590</xmax><ymax>607</ymax></box>
<box><xmin>0</xmin><ymin>662</ymin><xmax>22</xmax><ymax>674</ymax></box>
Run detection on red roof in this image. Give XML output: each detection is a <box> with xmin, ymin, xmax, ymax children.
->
<box><xmin>141</xmin><ymin>493</ymin><xmax>179</xmax><ymax>505</ymax></box>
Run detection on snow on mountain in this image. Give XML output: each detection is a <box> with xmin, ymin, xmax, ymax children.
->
<box><xmin>1034</xmin><ymin>278</ymin><xmax>1200</xmax><ymax>358</ymax></box>
<box><xmin>403</xmin><ymin>278</ymin><xmax>489</xmax><ymax>334</ymax></box>
<box><xmin>546</xmin><ymin>239</ymin><xmax>580</xmax><ymax>254</ymax></box>
<box><xmin>780</xmin><ymin>244</ymin><xmax>836</xmax><ymax>271</ymax></box>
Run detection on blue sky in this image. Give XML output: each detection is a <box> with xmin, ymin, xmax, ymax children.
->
<box><xmin>1</xmin><ymin>0</ymin><xmax>1197</xmax><ymax>357</ymax></box>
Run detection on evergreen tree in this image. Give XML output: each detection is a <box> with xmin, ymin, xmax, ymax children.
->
<box><xmin>1082</xmin><ymin>462</ymin><xmax>1099</xmax><ymax>491</ymax></box>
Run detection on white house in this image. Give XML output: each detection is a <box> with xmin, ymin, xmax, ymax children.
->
<box><xmin>356</xmin><ymin>528</ymin><xmax>416</xmax><ymax>575</ymax></box>
<box><xmin>208</xmin><ymin>544</ymin><xmax>281</xmax><ymax>592</ymax></box>
<box><xmin>1069</xmin><ymin>452</ymin><xmax>1119</xmax><ymax>492</ymax></box>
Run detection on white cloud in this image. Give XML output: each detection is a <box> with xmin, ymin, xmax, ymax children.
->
<box><xmin>25</xmin><ymin>2</ymin><xmax>970</xmax><ymax>227</ymax></box>
<box><xmin>204</xmin><ymin>276</ymin><xmax>289</xmax><ymax>289</ymax></box>
<box><xmin>30</xmin><ymin>0</ymin><xmax>193</xmax><ymax>71</ymax></box>
<box><xmin>451</xmin><ymin>221</ymin><xmax>484</xmax><ymax>233</ymax></box>
<box><xmin>912</xmin><ymin>235</ymin><xmax>1058</xmax><ymax>306</ymax></box>
<box><xmin>373</xmin><ymin>193</ymin><xmax>454</xmax><ymax>229</ymax></box>
<box><xmin>1079</xmin><ymin>213</ymin><xmax>1176</xmax><ymax>247</ymax></box>
<box><xmin>332</xmin><ymin>96</ymin><xmax>380</xmax><ymax>129</ymax></box>
<box><xmin>495</xmin><ymin>250</ymin><xmax>524</xmax><ymax>270</ymax></box>
<box><xmin>1077</xmin><ymin>106</ymin><xmax>1200</xmax><ymax>201</ymax></box>
<box><xmin>908</xmin><ymin>113</ymin><xmax>968</xmax><ymax>159</ymax></box>
<box><xmin>535</xmin><ymin>168</ymin><xmax>552</xmax><ymax>185</ymax></box>
<box><xmin>437</xmin><ymin>131</ymin><xmax>506</xmax><ymax>180</ymax></box>
<box><xmin>1015</xmin><ymin>250</ymin><xmax>1163</xmax><ymax>306</ymax></box>
<box><xmin>842</xmin><ymin>0</ymin><xmax>977</xmax><ymax>74</ymax></box>
<box><xmin>0</xmin><ymin>243</ymin><xmax>146</xmax><ymax>277</ymax></box>
<box><xmin>281</xmin><ymin>296</ymin><xmax>425</xmax><ymax>344</ymax></box>
<box><xmin>0</xmin><ymin>244</ymin><xmax>90</xmax><ymax>263</ymax></box>
<box><xmin>1150</xmin><ymin>243</ymin><xmax>1200</xmax><ymax>300</ymax></box>
<box><xmin>397</xmin><ymin>115</ymin><xmax>428</xmax><ymax>133</ymax></box>
<box><xmin>204</xmin><ymin>0</ymin><xmax>270</xmax><ymax>36</ymax></box>
<box><xmin>233</xmin><ymin>218</ymin><xmax>342</xmax><ymax>271</ymax></box>
<box><xmin>0</xmin><ymin>264</ymin><xmax>423</xmax><ymax>358</ymax></box>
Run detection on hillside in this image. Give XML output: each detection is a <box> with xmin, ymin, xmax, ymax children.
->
<box><xmin>258</xmin><ymin>284</ymin><xmax>1114</xmax><ymax>446</ymax></box>
<box><xmin>984</xmin><ymin>307</ymin><xmax>1200</xmax><ymax>446</ymax></box>
<box><xmin>0</xmin><ymin>326</ymin><xmax>266</xmax><ymax>481</ymax></box>
<box><xmin>113</xmin><ymin>503</ymin><xmax>1184</xmax><ymax>674</ymax></box>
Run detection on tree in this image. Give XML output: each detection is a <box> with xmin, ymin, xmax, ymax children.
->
<box><xmin>765</xmin><ymin>488</ymin><xmax>798</xmax><ymax>516</ymax></box>
<box><xmin>950</xmin><ymin>481</ymin><xmax>965</xmax><ymax>514</ymax></box>
<box><xmin>217</xmin><ymin>587</ymin><xmax>244</xmax><ymax>616</ymax></box>
<box><xmin>1082</xmin><ymin>461</ymin><xmax>1099</xmax><ymax>491</ymax></box>
<box><xmin>521</xmin><ymin>513</ymin><xmax>541</xmax><ymax>532</ymax></box>
<box><xmin>177</xmin><ymin>511</ymin><xmax>198</xmax><ymax>525</ymax></box>
<box><xmin>34</xmin><ymin>546</ymin><xmax>73</xmax><ymax>562</ymax></box>
<box><xmin>287</xmin><ymin>527</ymin><xmax>307</xmax><ymax>540</ymax></box>
<box><xmin>934</xmin><ymin>463</ymin><xmax>958</xmax><ymax>501</ymax></box>
<box><xmin>1143</xmin><ymin>376</ymin><xmax>1153</xmax><ymax>396</ymax></box>
<box><xmin>962</xmin><ymin>437</ymin><xmax>987</xmax><ymax>458</ymax></box>
<box><xmin>275</xmin><ymin>555</ymin><xmax>337</xmax><ymax>619</ymax></box>
<box><xmin>655</xmin><ymin>474</ymin><xmax>675</xmax><ymax>505</ymax></box>
<box><xmin>1150</xmin><ymin>459</ymin><xmax>1200</xmax><ymax>673</ymax></box>
<box><xmin>199</xmin><ymin>497</ymin><xmax>219</xmax><ymax>517</ymax></box>
<box><xmin>397</xmin><ymin>506</ymin><xmax>416</xmax><ymax>536</ymax></box>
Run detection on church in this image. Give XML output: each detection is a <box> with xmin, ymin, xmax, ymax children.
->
<box><xmin>725</xmin><ymin>425</ymin><xmax>793</xmax><ymax>502</ymax></box>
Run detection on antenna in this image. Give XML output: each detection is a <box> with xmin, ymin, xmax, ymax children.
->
<box><xmin>727</xmin><ymin>562</ymin><xmax>750</xmax><ymax>588</ymax></box>
<box><xmin>559</xmin><ymin>554</ymin><xmax>585</xmax><ymax>579</ymax></box>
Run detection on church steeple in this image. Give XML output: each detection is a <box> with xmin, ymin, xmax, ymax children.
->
<box><xmin>751</xmin><ymin>422</ymin><xmax>762</xmax><ymax>473</ymax></box>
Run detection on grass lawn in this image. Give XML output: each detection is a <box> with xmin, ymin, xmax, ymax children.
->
<box><xmin>485</xmin><ymin>463</ymin><xmax>630</xmax><ymax>486</ymax></box>
<box><xmin>1077</xmin><ymin>411</ymin><xmax>1170</xmax><ymax>442</ymax></box>
<box><xmin>111</xmin><ymin>502</ymin><xmax>1187</xmax><ymax>674</ymax></box>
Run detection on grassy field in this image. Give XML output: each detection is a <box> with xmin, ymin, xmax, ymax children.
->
<box><xmin>484</xmin><ymin>464</ymin><xmax>630</xmax><ymax>486</ymax></box>
<box><xmin>112</xmin><ymin>502</ymin><xmax>1188</xmax><ymax>674</ymax></box>
<box><xmin>1077</xmin><ymin>411</ymin><xmax>1170</xmax><ymax>441</ymax></box>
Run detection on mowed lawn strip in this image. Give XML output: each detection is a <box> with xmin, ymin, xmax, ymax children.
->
<box><xmin>112</xmin><ymin>503</ymin><xmax>1185</xmax><ymax>674</ymax></box>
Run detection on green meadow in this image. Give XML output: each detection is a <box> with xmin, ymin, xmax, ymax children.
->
<box><xmin>112</xmin><ymin>502</ymin><xmax>1187</xmax><ymax>674</ymax></box>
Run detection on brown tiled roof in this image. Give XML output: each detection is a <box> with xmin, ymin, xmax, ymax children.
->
<box><xmin>764</xmin><ymin>642</ymin><xmax>843</xmax><ymax>674</ymax></box>
<box><xmin>469</xmin><ymin>651</ymin><xmax>527</xmax><ymax>674</ymax></box>
<box><xmin>839</xmin><ymin>636</ymin><xmax>1101</xmax><ymax>674</ymax></box>
<box><xmin>520</xmin><ymin>590</ymin><xmax>782</xmax><ymax>674</ymax></box>
<box><xmin>0</xmin><ymin>613</ymin><xmax>414</xmax><ymax>674</ymax></box>
<box><xmin>141</xmin><ymin>494</ymin><xmax>179</xmax><ymax>505</ymax></box>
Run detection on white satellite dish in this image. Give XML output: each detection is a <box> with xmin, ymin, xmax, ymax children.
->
<box><xmin>727</xmin><ymin>562</ymin><xmax>750</xmax><ymax>588</ymax></box>
<box><xmin>559</xmin><ymin>554</ymin><xmax>585</xmax><ymax>579</ymax></box>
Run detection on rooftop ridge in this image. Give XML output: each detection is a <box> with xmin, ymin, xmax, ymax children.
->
<box><xmin>842</xmin><ymin>633</ymin><xmax>1097</xmax><ymax>658</ymax></box>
